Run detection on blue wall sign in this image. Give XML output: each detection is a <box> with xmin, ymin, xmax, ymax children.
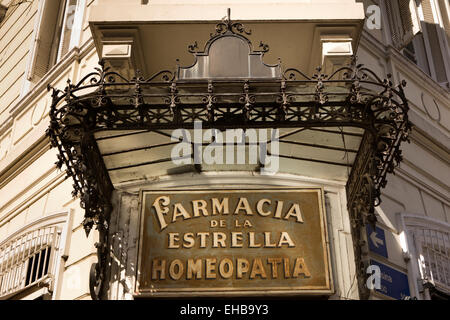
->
<box><xmin>370</xmin><ymin>259</ymin><xmax>411</xmax><ymax>300</ymax></box>
<box><xmin>366</xmin><ymin>224</ymin><xmax>388</xmax><ymax>258</ymax></box>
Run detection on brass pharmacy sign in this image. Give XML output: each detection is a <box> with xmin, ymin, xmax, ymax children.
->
<box><xmin>136</xmin><ymin>188</ymin><xmax>332</xmax><ymax>296</ymax></box>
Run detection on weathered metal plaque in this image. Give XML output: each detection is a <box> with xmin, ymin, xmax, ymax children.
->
<box><xmin>136</xmin><ymin>188</ymin><xmax>332</xmax><ymax>296</ymax></box>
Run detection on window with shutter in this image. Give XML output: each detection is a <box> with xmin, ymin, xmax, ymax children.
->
<box><xmin>57</xmin><ymin>0</ymin><xmax>78</xmax><ymax>61</ymax></box>
<box><xmin>28</xmin><ymin>0</ymin><xmax>65</xmax><ymax>81</ymax></box>
<box><xmin>385</xmin><ymin>0</ymin><xmax>401</xmax><ymax>44</ymax></box>
<box><xmin>385</xmin><ymin>0</ymin><xmax>449</xmax><ymax>86</ymax></box>
<box><xmin>28</xmin><ymin>0</ymin><xmax>79</xmax><ymax>83</ymax></box>
<box><xmin>399</xmin><ymin>0</ymin><xmax>422</xmax><ymax>46</ymax></box>
<box><xmin>410</xmin><ymin>33</ymin><xmax>432</xmax><ymax>75</ymax></box>
<box><xmin>421</xmin><ymin>0</ymin><xmax>449</xmax><ymax>85</ymax></box>
<box><xmin>386</xmin><ymin>0</ymin><xmax>421</xmax><ymax>49</ymax></box>
<box><xmin>437</xmin><ymin>0</ymin><xmax>450</xmax><ymax>45</ymax></box>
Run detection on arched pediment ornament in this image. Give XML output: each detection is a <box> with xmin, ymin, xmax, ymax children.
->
<box><xmin>177</xmin><ymin>8</ymin><xmax>281</xmax><ymax>80</ymax></box>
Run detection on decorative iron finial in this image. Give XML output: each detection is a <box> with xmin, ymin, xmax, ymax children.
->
<box><xmin>221</xmin><ymin>8</ymin><xmax>232</xmax><ymax>30</ymax></box>
<box><xmin>210</xmin><ymin>8</ymin><xmax>251</xmax><ymax>38</ymax></box>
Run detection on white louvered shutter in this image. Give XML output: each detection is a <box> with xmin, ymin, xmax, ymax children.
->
<box><xmin>398</xmin><ymin>0</ymin><xmax>422</xmax><ymax>47</ymax></box>
<box><xmin>421</xmin><ymin>0</ymin><xmax>448</xmax><ymax>84</ymax></box>
<box><xmin>437</xmin><ymin>0</ymin><xmax>450</xmax><ymax>45</ymax></box>
<box><xmin>387</xmin><ymin>0</ymin><xmax>422</xmax><ymax>49</ymax></box>
<box><xmin>0</xmin><ymin>5</ymin><xmax>7</xmax><ymax>24</ymax></box>
<box><xmin>57</xmin><ymin>0</ymin><xmax>78</xmax><ymax>61</ymax></box>
<box><xmin>28</xmin><ymin>0</ymin><xmax>66</xmax><ymax>81</ymax></box>
<box><xmin>385</xmin><ymin>0</ymin><xmax>401</xmax><ymax>44</ymax></box>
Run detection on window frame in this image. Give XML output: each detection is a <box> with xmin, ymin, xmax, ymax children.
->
<box><xmin>387</xmin><ymin>0</ymin><xmax>450</xmax><ymax>87</ymax></box>
<box><xmin>400</xmin><ymin>214</ymin><xmax>450</xmax><ymax>299</ymax></box>
<box><xmin>25</xmin><ymin>0</ymin><xmax>85</xmax><ymax>85</ymax></box>
<box><xmin>0</xmin><ymin>212</ymin><xmax>70</xmax><ymax>300</ymax></box>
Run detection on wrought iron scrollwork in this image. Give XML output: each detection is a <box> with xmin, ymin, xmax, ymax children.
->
<box><xmin>47</xmin><ymin>65</ymin><xmax>408</xmax><ymax>131</ymax></box>
<box><xmin>203</xmin><ymin>80</ymin><xmax>217</xmax><ymax>122</ymax></box>
<box><xmin>211</xmin><ymin>8</ymin><xmax>252</xmax><ymax>38</ymax></box>
<box><xmin>46</xmin><ymin>13</ymin><xmax>411</xmax><ymax>300</ymax></box>
<box><xmin>47</xmin><ymin>64</ymin><xmax>115</xmax><ymax>300</ymax></box>
<box><xmin>346</xmin><ymin>79</ymin><xmax>411</xmax><ymax>298</ymax></box>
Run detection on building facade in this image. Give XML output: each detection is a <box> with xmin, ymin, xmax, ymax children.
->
<box><xmin>0</xmin><ymin>0</ymin><xmax>448</xmax><ymax>300</ymax></box>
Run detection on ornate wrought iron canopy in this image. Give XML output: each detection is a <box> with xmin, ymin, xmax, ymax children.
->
<box><xmin>46</xmin><ymin>12</ymin><xmax>410</xmax><ymax>299</ymax></box>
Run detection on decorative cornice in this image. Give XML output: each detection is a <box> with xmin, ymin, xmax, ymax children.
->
<box><xmin>0</xmin><ymin>135</ymin><xmax>50</xmax><ymax>187</ymax></box>
<box><xmin>0</xmin><ymin>211</ymin><xmax>68</xmax><ymax>247</ymax></box>
<box><xmin>402</xmin><ymin>213</ymin><xmax>450</xmax><ymax>230</ymax></box>
<box><xmin>8</xmin><ymin>39</ymin><xmax>96</xmax><ymax>119</ymax></box>
<box><xmin>360</xmin><ymin>31</ymin><xmax>449</xmax><ymax>100</ymax></box>
<box><xmin>396</xmin><ymin>163</ymin><xmax>450</xmax><ymax>206</ymax></box>
<box><xmin>386</xmin><ymin>46</ymin><xmax>450</xmax><ymax>99</ymax></box>
<box><xmin>0</xmin><ymin>165</ymin><xmax>63</xmax><ymax>227</ymax></box>
<box><xmin>409</xmin><ymin>128</ymin><xmax>449</xmax><ymax>163</ymax></box>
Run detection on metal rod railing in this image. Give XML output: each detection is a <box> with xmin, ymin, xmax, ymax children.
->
<box><xmin>0</xmin><ymin>226</ymin><xmax>60</xmax><ymax>298</ymax></box>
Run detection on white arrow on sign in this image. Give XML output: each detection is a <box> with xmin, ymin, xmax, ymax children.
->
<box><xmin>370</xmin><ymin>231</ymin><xmax>384</xmax><ymax>248</ymax></box>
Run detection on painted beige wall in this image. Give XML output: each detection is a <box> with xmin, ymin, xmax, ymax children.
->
<box><xmin>0</xmin><ymin>0</ymin><xmax>38</xmax><ymax>117</ymax></box>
